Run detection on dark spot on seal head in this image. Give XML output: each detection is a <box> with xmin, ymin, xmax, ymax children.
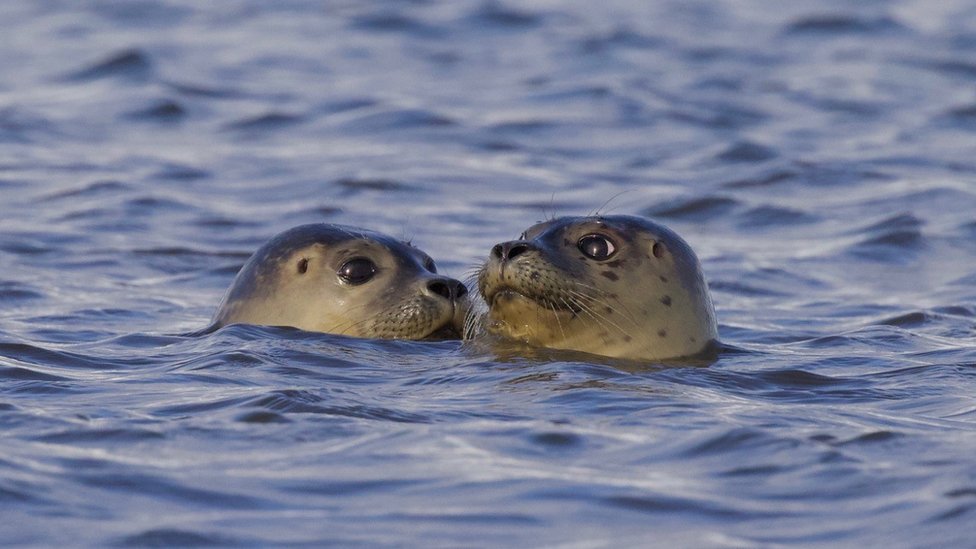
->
<box><xmin>657</xmin><ymin>329</ymin><xmax>667</xmax><ymax>338</ymax></box>
<box><xmin>660</xmin><ymin>295</ymin><xmax>672</xmax><ymax>307</ymax></box>
<box><xmin>297</xmin><ymin>258</ymin><xmax>309</xmax><ymax>274</ymax></box>
<box><xmin>623</xmin><ymin>335</ymin><xmax>632</xmax><ymax>342</ymax></box>
<box><xmin>563</xmin><ymin>238</ymin><xmax>572</xmax><ymax>246</ymax></box>
<box><xmin>689</xmin><ymin>336</ymin><xmax>697</xmax><ymax>343</ymax></box>
<box><xmin>659</xmin><ymin>276</ymin><xmax>669</xmax><ymax>283</ymax></box>
<box><xmin>530</xmin><ymin>271</ymin><xmax>541</xmax><ymax>281</ymax></box>
<box><xmin>606</xmin><ymin>260</ymin><xmax>625</xmax><ymax>268</ymax></box>
<box><xmin>601</xmin><ymin>271</ymin><xmax>619</xmax><ymax>281</ymax></box>
<box><xmin>604</xmin><ymin>306</ymin><xmax>613</xmax><ymax>314</ymax></box>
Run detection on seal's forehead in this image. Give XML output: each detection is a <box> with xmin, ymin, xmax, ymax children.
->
<box><xmin>523</xmin><ymin>214</ymin><xmax>693</xmax><ymax>252</ymax></box>
<box><xmin>524</xmin><ymin>215</ymin><xmax>666</xmax><ymax>239</ymax></box>
<box><xmin>250</xmin><ymin>223</ymin><xmax>425</xmax><ymax>268</ymax></box>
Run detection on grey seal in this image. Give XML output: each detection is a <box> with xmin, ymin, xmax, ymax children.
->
<box><xmin>214</xmin><ymin>223</ymin><xmax>466</xmax><ymax>340</ymax></box>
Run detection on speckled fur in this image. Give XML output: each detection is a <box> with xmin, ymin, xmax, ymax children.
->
<box><xmin>475</xmin><ymin>215</ymin><xmax>717</xmax><ymax>361</ymax></box>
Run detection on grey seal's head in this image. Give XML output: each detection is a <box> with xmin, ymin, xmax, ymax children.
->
<box><xmin>213</xmin><ymin>223</ymin><xmax>467</xmax><ymax>340</ymax></box>
<box><xmin>475</xmin><ymin>215</ymin><xmax>717</xmax><ymax>360</ymax></box>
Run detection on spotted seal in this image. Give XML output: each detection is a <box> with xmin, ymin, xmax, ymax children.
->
<box><xmin>213</xmin><ymin>223</ymin><xmax>467</xmax><ymax>339</ymax></box>
<box><xmin>474</xmin><ymin>215</ymin><xmax>718</xmax><ymax>360</ymax></box>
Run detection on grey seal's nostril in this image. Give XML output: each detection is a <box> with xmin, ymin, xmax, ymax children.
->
<box><xmin>428</xmin><ymin>278</ymin><xmax>467</xmax><ymax>300</ymax></box>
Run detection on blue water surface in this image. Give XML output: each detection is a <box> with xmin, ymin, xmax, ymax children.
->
<box><xmin>2</xmin><ymin>0</ymin><xmax>976</xmax><ymax>546</ymax></box>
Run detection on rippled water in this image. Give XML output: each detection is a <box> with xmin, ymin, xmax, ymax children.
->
<box><xmin>3</xmin><ymin>0</ymin><xmax>976</xmax><ymax>546</ymax></box>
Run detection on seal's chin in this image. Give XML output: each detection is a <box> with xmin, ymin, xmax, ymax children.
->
<box><xmin>489</xmin><ymin>288</ymin><xmax>529</xmax><ymax>307</ymax></box>
<box><xmin>423</xmin><ymin>323</ymin><xmax>460</xmax><ymax>341</ymax></box>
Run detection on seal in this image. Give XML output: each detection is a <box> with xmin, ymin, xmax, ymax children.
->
<box><xmin>213</xmin><ymin>223</ymin><xmax>467</xmax><ymax>340</ymax></box>
<box><xmin>474</xmin><ymin>215</ymin><xmax>717</xmax><ymax>360</ymax></box>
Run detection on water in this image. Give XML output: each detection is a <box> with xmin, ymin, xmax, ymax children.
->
<box><xmin>2</xmin><ymin>0</ymin><xmax>976</xmax><ymax>546</ymax></box>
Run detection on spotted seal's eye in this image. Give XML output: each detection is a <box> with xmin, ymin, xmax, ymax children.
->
<box><xmin>578</xmin><ymin>234</ymin><xmax>617</xmax><ymax>260</ymax></box>
<box><xmin>297</xmin><ymin>258</ymin><xmax>309</xmax><ymax>274</ymax></box>
<box><xmin>338</xmin><ymin>258</ymin><xmax>377</xmax><ymax>285</ymax></box>
<box><xmin>424</xmin><ymin>257</ymin><xmax>437</xmax><ymax>273</ymax></box>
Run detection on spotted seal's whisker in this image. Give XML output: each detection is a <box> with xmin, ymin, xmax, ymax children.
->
<box><xmin>564</xmin><ymin>293</ymin><xmax>634</xmax><ymax>340</ymax></box>
<box><xmin>567</xmin><ymin>288</ymin><xmax>642</xmax><ymax>330</ymax></box>
<box><xmin>548</xmin><ymin>300</ymin><xmax>567</xmax><ymax>341</ymax></box>
<box><xmin>570</xmin><ymin>281</ymin><xmax>644</xmax><ymax>328</ymax></box>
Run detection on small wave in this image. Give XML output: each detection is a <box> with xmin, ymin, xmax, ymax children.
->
<box><xmin>940</xmin><ymin>104</ymin><xmax>976</xmax><ymax>129</ymax></box>
<box><xmin>722</xmin><ymin>169</ymin><xmax>797</xmax><ymax>189</ymax></box>
<box><xmin>0</xmin><ymin>365</ymin><xmax>71</xmax><ymax>382</ymax></box>
<box><xmin>334</xmin><ymin>177</ymin><xmax>412</xmax><ymax>192</ymax></box>
<box><xmin>782</xmin><ymin>14</ymin><xmax>909</xmax><ymax>36</ymax></box>
<box><xmin>245</xmin><ymin>389</ymin><xmax>417</xmax><ymax>421</ymax></box>
<box><xmin>33</xmin><ymin>427</ymin><xmax>165</xmax><ymax>444</ymax></box>
<box><xmin>222</xmin><ymin>112</ymin><xmax>306</xmax><ymax>133</ymax></box>
<box><xmin>792</xmin><ymin>160</ymin><xmax>894</xmax><ymax>187</ymax></box>
<box><xmin>910</xmin><ymin>59</ymin><xmax>976</xmax><ymax>80</ymax></box>
<box><xmin>66</xmin><ymin>48</ymin><xmax>153</xmax><ymax>82</ymax></box>
<box><xmin>872</xmin><ymin>311</ymin><xmax>931</xmax><ymax>328</ymax></box>
<box><xmin>0</xmin><ymin>281</ymin><xmax>43</xmax><ymax>302</ymax></box>
<box><xmin>708</xmin><ymin>280</ymin><xmax>790</xmax><ymax>298</ymax></box>
<box><xmin>124</xmin><ymin>99</ymin><xmax>187</xmax><ymax>123</ymax></box>
<box><xmin>667</xmin><ymin>103</ymin><xmax>767</xmax><ymax>130</ymax></box>
<box><xmin>845</xmin><ymin>213</ymin><xmax>927</xmax><ymax>260</ymax></box>
<box><xmin>72</xmin><ymin>469</ymin><xmax>270</xmax><ymax>510</ymax></box>
<box><xmin>468</xmin><ymin>2</ymin><xmax>543</xmax><ymax>28</ymax></box>
<box><xmin>487</xmin><ymin>118</ymin><xmax>558</xmax><ymax>133</ymax></box>
<box><xmin>678</xmin><ymin>427</ymin><xmax>783</xmax><ymax>457</ymax></box>
<box><xmin>578</xmin><ymin>27</ymin><xmax>662</xmax><ymax>54</ymax></box>
<box><xmin>151</xmin><ymin>164</ymin><xmax>211</xmax><ymax>181</ymax></box>
<box><xmin>115</xmin><ymin>529</ymin><xmax>244</xmax><ymax>548</ymax></box>
<box><xmin>833</xmin><ymin>430</ymin><xmax>904</xmax><ymax>447</ymax></box>
<box><xmin>40</xmin><ymin>180</ymin><xmax>130</xmax><ymax>201</ymax></box>
<box><xmin>737</xmin><ymin>205</ymin><xmax>820</xmax><ymax>229</ymax></box>
<box><xmin>163</xmin><ymin>80</ymin><xmax>245</xmax><ymax>99</ymax></box>
<box><xmin>0</xmin><ymin>342</ymin><xmax>123</xmax><ymax>370</ymax></box>
<box><xmin>351</xmin><ymin>12</ymin><xmax>444</xmax><ymax>38</ymax></box>
<box><xmin>715</xmin><ymin>141</ymin><xmax>778</xmax><ymax>163</ymax></box>
<box><xmin>339</xmin><ymin>107</ymin><xmax>456</xmax><ymax>132</ymax></box>
<box><xmin>642</xmin><ymin>195</ymin><xmax>739</xmax><ymax>221</ymax></box>
<box><xmin>604</xmin><ymin>492</ymin><xmax>783</xmax><ymax>519</ymax></box>
<box><xmin>0</xmin><ymin>107</ymin><xmax>59</xmax><ymax>144</ymax></box>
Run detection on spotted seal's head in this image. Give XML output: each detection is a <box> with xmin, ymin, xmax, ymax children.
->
<box><xmin>476</xmin><ymin>215</ymin><xmax>717</xmax><ymax>360</ymax></box>
<box><xmin>213</xmin><ymin>224</ymin><xmax>466</xmax><ymax>340</ymax></box>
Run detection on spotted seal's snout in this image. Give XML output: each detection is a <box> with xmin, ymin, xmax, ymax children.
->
<box><xmin>476</xmin><ymin>215</ymin><xmax>718</xmax><ymax>361</ymax></box>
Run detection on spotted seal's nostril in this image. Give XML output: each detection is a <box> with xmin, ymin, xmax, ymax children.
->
<box><xmin>428</xmin><ymin>279</ymin><xmax>467</xmax><ymax>300</ymax></box>
<box><xmin>493</xmin><ymin>241</ymin><xmax>531</xmax><ymax>261</ymax></box>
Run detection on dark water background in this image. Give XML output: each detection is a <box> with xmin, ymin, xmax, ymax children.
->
<box><xmin>2</xmin><ymin>0</ymin><xmax>976</xmax><ymax>546</ymax></box>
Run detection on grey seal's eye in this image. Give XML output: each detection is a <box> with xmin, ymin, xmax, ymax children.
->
<box><xmin>652</xmin><ymin>242</ymin><xmax>665</xmax><ymax>258</ymax></box>
<box><xmin>578</xmin><ymin>234</ymin><xmax>617</xmax><ymax>260</ymax></box>
<box><xmin>338</xmin><ymin>257</ymin><xmax>376</xmax><ymax>285</ymax></box>
<box><xmin>297</xmin><ymin>258</ymin><xmax>309</xmax><ymax>274</ymax></box>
